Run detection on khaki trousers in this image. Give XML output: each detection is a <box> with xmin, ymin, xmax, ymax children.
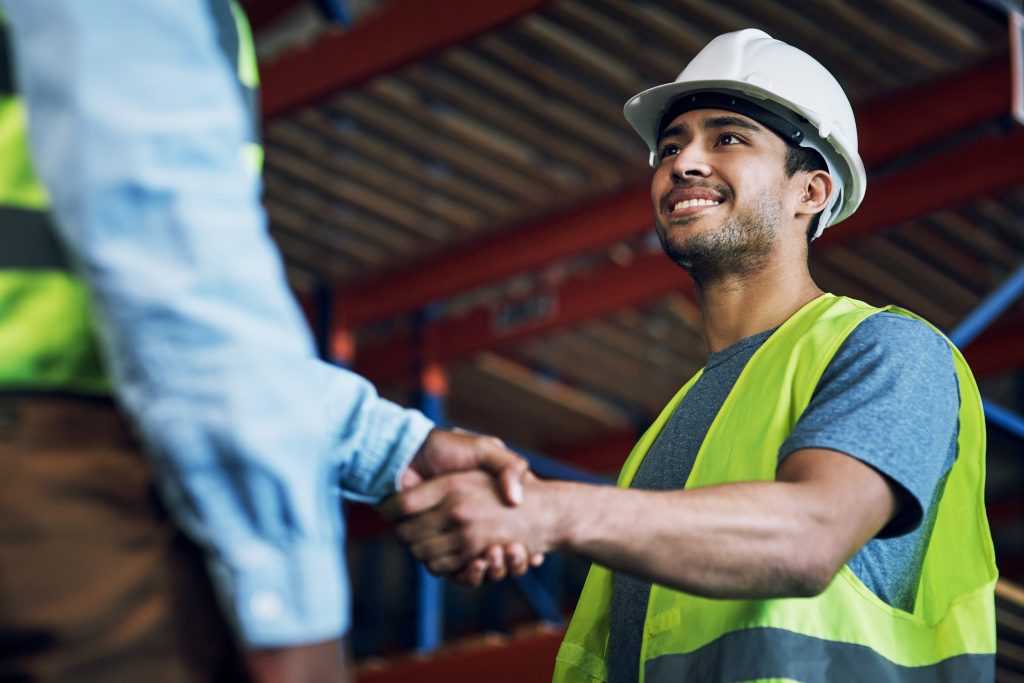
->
<box><xmin>0</xmin><ymin>395</ymin><xmax>248</xmax><ymax>682</ymax></box>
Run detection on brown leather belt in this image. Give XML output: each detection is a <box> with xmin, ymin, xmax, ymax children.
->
<box><xmin>0</xmin><ymin>393</ymin><xmax>131</xmax><ymax>451</ymax></box>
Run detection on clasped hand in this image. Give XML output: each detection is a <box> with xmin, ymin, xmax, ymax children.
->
<box><xmin>383</xmin><ymin>428</ymin><xmax>547</xmax><ymax>586</ymax></box>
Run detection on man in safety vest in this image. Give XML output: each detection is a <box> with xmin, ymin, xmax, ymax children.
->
<box><xmin>390</xmin><ymin>29</ymin><xmax>997</xmax><ymax>682</ymax></box>
<box><xmin>0</xmin><ymin>2</ymin><xmax>528</xmax><ymax>681</ymax></box>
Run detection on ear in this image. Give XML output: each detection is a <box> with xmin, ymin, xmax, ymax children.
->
<box><xmin>795</xmin><ymin>170</ymin><xmax>833</xmax><ymax>220</ymax></box>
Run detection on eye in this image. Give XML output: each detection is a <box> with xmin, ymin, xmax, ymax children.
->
<box><xmin>658</xmin><ymin>143</ymin><xmax>680</xmax><ymax>160</ymax></box>
<box><xmin>718</xmin><ymin>133</ymin><xmax>743</xmax><ymax>146</ymax></box>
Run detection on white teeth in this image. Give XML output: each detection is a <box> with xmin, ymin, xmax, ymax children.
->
<box><xmin>673</xmin><ymin>198</ymin><xmax>720</xmax><ymax>211</ymax></box>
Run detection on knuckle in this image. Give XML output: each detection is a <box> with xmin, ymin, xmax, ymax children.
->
<box><xmin>427</xmin><ymin>558</ymin><xmax>451</xmax><ymax>575</ymax></box>
<box><xmin>464</xmin><ymin>529</ymin><xmax>486</xmax><ymax>552</ymax></box>
<box><xmin>450</xmin><ymin>502</ymin><xmax>472</xmax><ymax>525</ymax></box>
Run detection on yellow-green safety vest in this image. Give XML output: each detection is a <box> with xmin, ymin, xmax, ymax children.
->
<box><xmin>0</xmin><ymin>1</ymin><xmax>262</xmax><ymax>395</ymax></box>
<box><xmin>554</xmin><ymin>294</ymin><xmax>996</xmax><ymax>682</ymax></box>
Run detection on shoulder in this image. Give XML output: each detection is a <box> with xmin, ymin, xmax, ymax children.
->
<box><xmin>830</xmin><ymin>311</ymin><xmax>954</xmax><ymax>377</ymax></box>
<box><xmin>849</xmin><ymin>311</ymin><xmax>948</xmax><ymax>348</ymax></box>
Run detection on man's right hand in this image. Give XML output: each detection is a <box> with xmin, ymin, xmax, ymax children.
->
<box><xmin>397</xmin><ymin>428</ymin><xmax>544</xmax><ymax>583</ymax></box>
<box><xmin>384</xmin><ymin>470</ymin><xmax>556</xmax><ymax>580</ymax></box>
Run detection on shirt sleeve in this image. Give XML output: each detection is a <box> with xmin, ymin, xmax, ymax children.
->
<box><xmin>778</xmin><ymin>313</ymin><xmax>959</xmax><ymax>538</ymax></box>
<box><xmin>2</xmin><ymin>0</ymin><xmax>432</xmax><ymax>647</ymax></box>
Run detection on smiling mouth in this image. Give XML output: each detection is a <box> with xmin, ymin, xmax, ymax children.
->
<box><xmin>672</xmin><ymin>198</ymin><xmax>721</xmax><ymax>211</ymax></box>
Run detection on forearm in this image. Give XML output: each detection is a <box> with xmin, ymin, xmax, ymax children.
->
<box><xmin>540</xmin><ymin>479</ymin><xmax>850</xmax><ymax>599</ymax></box>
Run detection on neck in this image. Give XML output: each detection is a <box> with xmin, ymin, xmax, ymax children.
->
<box><xmin>695</xmin><ymin>257</ymin><xmax>823</xmax><ymax>355</ymax></box>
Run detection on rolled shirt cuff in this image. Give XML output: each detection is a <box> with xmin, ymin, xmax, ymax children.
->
<box><xmin>340</xmin><ymin>401</ymin><xmax>434</xmax><ymax>504</ymax></box>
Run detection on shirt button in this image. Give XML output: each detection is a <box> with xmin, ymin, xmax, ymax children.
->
<box><xmin>250</xmin><ymin>591</ymin><xmax>284</xmax><ymax>621</ymax></box>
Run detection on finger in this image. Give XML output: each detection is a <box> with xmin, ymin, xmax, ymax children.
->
<box><xmin>505</xmin><ymin>543</ymin><xmax>528</xmax><ymax>578</ymax></box>
<box><xmin>454</xmin><ymin>557</ymin><xmax>488</xmax><ymax>587</ymax></box>
<box><xmin>398</xmin><ymin>466</ymin><xmax>423</xmax><ymax>492</ymax></box>
<box><xmin>530</xmin><ymin>552</ymin><xmax>545</xmax><ymax>568</ymax></box>
<box><xmin>409</xmin><ymin>532</ymin><xmax>467</xmax><ymax>566</ymax></box>
<box><xmin>426</xmin><ymin>553</ymin><xmax>466</xmax><ymax>576</ymax></box>
<box><xmin>379</xmin><ymin>476</ymin><xmax>450</xmax><ymax>519</ymax></box>
<box><xmin>485</xmin><ymin>545</ymin><xmax>507</xmax><ymax>582</ymax></box>
<box><xmin>395</xmin><ymin>508</ymin><xmax>450</xmax><ymax>545</ymax></box>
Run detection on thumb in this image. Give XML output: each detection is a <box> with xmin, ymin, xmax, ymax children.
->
<box><xmin>379</xmin><ymin>476</ymin><xmax>448</xmax><ymax>519</ymax></box>
<box><xmin>487</xmin><ymin>451</ymin><xmax>528</xmax><ymax>506</ymax></box>
<box><xmin>399</xmin><ymin>466</ymin><xmax>423</xmax><ymax>491</ymax></box>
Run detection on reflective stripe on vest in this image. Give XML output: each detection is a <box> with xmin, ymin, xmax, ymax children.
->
<box><xmin>553</xmin><ymin>294</ymin><xmax>996</xmax><ymax>683</ymax></box>
<box><xmin>0</xmin><ymin>15</ymin><xmax>13</xmax><ymax>97</ymax></box>
<box><xmin>644</xmin><ymin>628</ymin><xmax>994</xmax><ymax>683</ymax></box>
<box><xmin>0</xmin><ymin>205</ymin><xmax>69</xmax><ymax>269</ymax></box>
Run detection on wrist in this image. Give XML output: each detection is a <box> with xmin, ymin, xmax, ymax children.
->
<box><xmin>528</xmin><ymin>479</ymin><xmax>577</xmax><ymax>553</ymax></box>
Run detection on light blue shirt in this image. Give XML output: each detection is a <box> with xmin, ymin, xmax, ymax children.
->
<box><xmin>2</xmin><ymin>0</ymin><xmax>433</xmax><ymax>647</ymax></box>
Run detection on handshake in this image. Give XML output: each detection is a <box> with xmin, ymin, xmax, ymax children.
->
<box><xmin>382</xmin><ymin>428</ymin><xmax>560</xmax><ymax>586</ymax></box>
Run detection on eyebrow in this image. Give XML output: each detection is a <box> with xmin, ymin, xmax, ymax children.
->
<box><xmin>658</xmin><ymin>115</ymin><xmax>764</xmax><ymax>144</ymax></box>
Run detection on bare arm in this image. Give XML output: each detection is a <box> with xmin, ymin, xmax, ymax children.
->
<box><xmin>389</xmin><ymin>448</ymin><xmax>899</xmax><ymax>598</ymax></box>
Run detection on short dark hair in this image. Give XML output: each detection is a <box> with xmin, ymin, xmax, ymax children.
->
<box><xmin>784</xmin><ymin>144</ymin><xmax>828</xmax><ymax>243</ymax></box>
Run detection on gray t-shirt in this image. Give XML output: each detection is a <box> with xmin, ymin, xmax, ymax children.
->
<box><xmin>606</xmin><ymin>313</ymin><xmax>959</xmax><ymax>683</ymax></box>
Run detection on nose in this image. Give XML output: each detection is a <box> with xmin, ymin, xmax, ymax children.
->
<box><xmin>670</xmin><ymin>143</ymin><xmax>712</xmax><ymax>181</ymax></box>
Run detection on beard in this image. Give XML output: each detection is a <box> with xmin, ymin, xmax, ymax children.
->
<box><xmin>656</xmin><ymin>189</ymin><xmax>782</xmax><ymax>287</ymax></box>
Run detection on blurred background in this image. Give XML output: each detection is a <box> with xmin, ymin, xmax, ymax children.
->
<box><xmin>241</xmin><ymin>0</ymin><xmax>1024</xmax><ymax>679</ymax></box>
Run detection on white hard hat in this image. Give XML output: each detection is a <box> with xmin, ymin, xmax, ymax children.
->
<box><xmin>624</xmin><ymin>29</ymin><xmax>866</xmax><ymax>235</ymax></box>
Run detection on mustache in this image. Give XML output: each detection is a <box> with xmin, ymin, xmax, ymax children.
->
<box><xmin>661</xmin><ymin>181</ymin><xmax>732</xmax><ymax>212</ymax></box>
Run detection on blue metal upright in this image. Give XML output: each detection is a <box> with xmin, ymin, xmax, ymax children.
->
<box><xmin>949</xmin><ymin>263</ymin><xmax>1024</xmax><ymax>348</ymax></box>
<box><xmin>984</xmin><ymin>399</ymin><xmax>1024</xmax><ymax>441</ymax></box>
<box><xmin>412</xmin><ymin>305</ymin><xmax>446</xmax><ymax>654</ymax></box>
<box><xmin>513</xmin><ymin>571</ymin><xmax>563</xmax><ymax>625</ymax></box>
<box><xmin>949</xmin><ymin>262</ymin><xmax>1024</xmax><ymax>446</ymax></box>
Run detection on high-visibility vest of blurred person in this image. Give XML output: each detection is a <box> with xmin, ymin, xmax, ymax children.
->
<box><xmin>0</xmin><ymin>1</ymin><xmax>261</xmax><ymax>395</ymax></box>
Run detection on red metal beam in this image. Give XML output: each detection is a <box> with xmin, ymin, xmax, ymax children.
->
<box><xmin>356</xmin><ymin>628</ymin><xmax>563</xmax><ymax>683</ymax></box>
<box><xmin>352</xmin><ymin>251</ymin><xmax>692</xmax><ymax>380</ymax></box>
<box><xmin>339</xmin><ymin>184</ymin><xmax>654</xmax><ymax>328</ymax></box>
<box><xmin>260</xmin><ymin>0</ymin><xmax>548</xmax><ymax>119</ymax></box>
<box><xmin>856</xmin><ymin>55</ymin><xmax>1011</xmax><ymax>165</ymax></box>
<box><xmin>353</xmin><ymin>127</ymin><xmax>1024</xmax><ymax>383</ymax></box>
<box><xmin>963</xmin><ymin>324</ymin><xmax>1024</xmax><ymax>377</ymax></box>
<box><xmin>338</xmin><ymin>56</ymin><xmax>1013</xmax><ymax>327</ymax></box>
<box><xmin>818</xmin><ymin>126</ymin><xmax>1024</xmax><ymax>248</ymax></box>
<box><xmin>241</xmin><ymin>0</ymin><xmax>303</xmax><ymax>31</ymax></box>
